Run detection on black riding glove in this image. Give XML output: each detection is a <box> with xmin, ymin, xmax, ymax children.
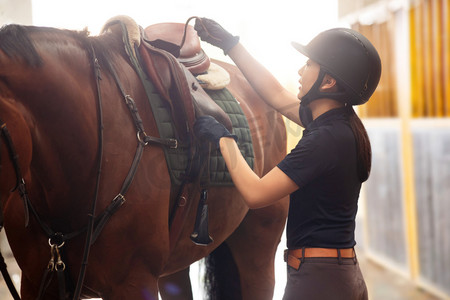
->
<box><xmin>194</xmin><ymin>116</ymin><xmax>238</xmax><ymax>148</ymax></box>
<box><xmin>194</xmin><ymin>18</ymin><xmax>240</xmax><ymax>55</ymax></box>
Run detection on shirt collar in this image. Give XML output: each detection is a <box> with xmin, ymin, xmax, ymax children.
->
<box><xmin>305</xmin><ymin>107</ymin><xmax>348</xmax><ymax>131</ymax></box>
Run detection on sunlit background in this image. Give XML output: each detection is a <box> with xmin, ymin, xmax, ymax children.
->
<box><xmin>1</xmin><ymin>0</ymin><xmax>450</xmax><ymax>299</ymax></box>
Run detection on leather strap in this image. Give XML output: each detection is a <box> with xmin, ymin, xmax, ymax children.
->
<box><xmin>284</xmin><ymin>248</ymin><xmax>355</xmax><ymax>270</ymax></box>
<box><xmin>0</xmin><ymin>250</ymin><xmax>20</xmax><ymax>300</ymax></box>
<box><xmin>0</xmin><ymin>119</ymin><xmax>30</xmax><ymax>227</ymax></box>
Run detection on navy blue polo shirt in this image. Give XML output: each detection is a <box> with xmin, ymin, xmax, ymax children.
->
<box><xmin>278</xmin><ymin>107</ymin><xmax>361</xmax><ymax>249</ymax></box>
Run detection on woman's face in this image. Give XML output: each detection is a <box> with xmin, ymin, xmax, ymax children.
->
<box><xmin>297</xmin><ymin>59</ymin><xmax>321</xmax><ymax>100</ymax></box>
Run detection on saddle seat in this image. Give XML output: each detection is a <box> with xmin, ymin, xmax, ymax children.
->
<box><xmin>144</xmin><ymin>23</ymin><xmax>211</xmax><ymax>75</ymax></box>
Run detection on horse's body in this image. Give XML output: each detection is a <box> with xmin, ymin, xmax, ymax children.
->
<box><xmin>0</xmin><ymin>23</ymin><xmax>288</xmax><ymax>299</ymax></box>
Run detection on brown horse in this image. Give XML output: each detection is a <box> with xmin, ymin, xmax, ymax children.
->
<box><xmin>0</xmin><ymin>20</ymin><xmax>288</xmax><ymax>300</ymax></box>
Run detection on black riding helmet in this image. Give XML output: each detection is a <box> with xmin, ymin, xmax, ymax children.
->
<box><xmin>292</xmin><ymin>28</ymin><xmax>382</xmax><ymax>106</ymax></box>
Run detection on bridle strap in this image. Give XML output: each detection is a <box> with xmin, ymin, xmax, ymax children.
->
<box><xmin>0</xmin><ymin>122</ymin><xmax>22</xmax><ymax>300</ymax></box>
<box><xmin>0</xmin><ymin>120</ymin><xmax>30</xmax><ymax>227</ymax></box>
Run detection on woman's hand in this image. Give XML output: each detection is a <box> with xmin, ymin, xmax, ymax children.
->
<box><xmin>194</xmin><ymin>18</ymin><xmax>240</xmax><ymax>54</ymax></box>
<box><xmin>194</xmin><ymin>115</ymin><xmax>237</xmax><ymax>148</ymax></box>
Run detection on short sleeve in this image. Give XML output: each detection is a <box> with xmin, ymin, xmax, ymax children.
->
<box><xmin>277</xmin><ymin>130</ymin><xmax>337</xmax><ymax>188</ymax></box>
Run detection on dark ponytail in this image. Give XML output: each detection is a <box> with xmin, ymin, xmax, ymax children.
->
<box><xmin>347</xmin><ymin>106</ymin><xmax>371</xmax><ymax>182</ymax></box>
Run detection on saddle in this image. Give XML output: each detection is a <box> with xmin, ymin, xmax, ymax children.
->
<box><xmin>144</xmin><ymin>22</ymin><xmax>210</xmax><ymax>75</ymax></box>
<box><xmin>102</xmin><ymin>17</ymin><xmax>232</xmax><ymax>140</ymax></box>
<box><xmin>138</xmin><ymin>23</ymin><xmax>232</xmax><ymax>140</ymax></box>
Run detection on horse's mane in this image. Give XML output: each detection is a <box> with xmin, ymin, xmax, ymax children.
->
<box><xmin>0</xmin><ymin>24</ymin><xmax>126</xmax><ymax>72</ymax></box>
<box><xmin>0</xmin><ymin>25</ymin><xmax>43</xmax><ymax>67</ymax></box>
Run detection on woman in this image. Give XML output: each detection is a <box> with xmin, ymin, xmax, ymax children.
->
<box><xmin>193</xmin><ymin>18</ymin><xmax>381</xmax><ymax>300</ymax></box>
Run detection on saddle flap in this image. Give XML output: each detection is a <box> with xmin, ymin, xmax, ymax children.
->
<box><xmin>181</xmin><ymin>67</ymin><xmax>232</xmax><ymax>131</ymax></box>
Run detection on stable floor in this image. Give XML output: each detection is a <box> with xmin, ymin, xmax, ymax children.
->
<box><xmin>358</xmin><ymin>251</ymin><xmax>444</xmax><ymax>300</ymax></box>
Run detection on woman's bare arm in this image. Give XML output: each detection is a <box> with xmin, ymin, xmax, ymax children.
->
<box><xmin>219</xmin><ymin>137</ymin><xmax>298</xmax><ymax>208</ymax></box>
<box><xmin>228</xmin><ymin>43</ymin><xmax>302</xmax><ymax>125</ymax></box>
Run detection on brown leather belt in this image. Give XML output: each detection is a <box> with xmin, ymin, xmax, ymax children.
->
<box><xmin>284</xmin><ymin>248</ymin><xmax>355</xmax><ymax>270</ymax></box>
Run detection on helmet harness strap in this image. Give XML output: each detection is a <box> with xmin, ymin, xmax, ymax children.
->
<box><xmin>301</xmin><ymin>67</ymin><xmax>349</xmax><ymax>106</ymax></box>
<box><xmin>299</xmin><ymin>68</ymin><xmax>351</xmax><ymax>127</ymax></box>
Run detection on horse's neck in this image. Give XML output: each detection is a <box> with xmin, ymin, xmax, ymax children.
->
<box><xmin>0</xmin><ymin>53</ymin><xmax>96</xmax><ymax>209</ymax></box>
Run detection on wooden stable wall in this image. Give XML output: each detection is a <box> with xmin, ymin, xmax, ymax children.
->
<box><xmin>409</xmin><ymin>0</ymin><xmax>450</xmax><ymax>117</ymax></box>
<box><xmin>339</xmin><ymin>0</ymin><xmax>450</xmax><ymax>298</ymax></box>
<box><xmin>353</xmin><ymin>21</ymin><xmax>398</xmax><ymax>118</ymax></box>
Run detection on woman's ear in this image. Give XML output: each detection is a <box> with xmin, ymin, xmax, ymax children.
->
<box><xmin>320</xmin><ymin>74</ymin><xmax>338</xmax><ymax>91</ymax></box>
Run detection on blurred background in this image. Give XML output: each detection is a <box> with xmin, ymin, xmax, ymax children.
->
<box><xmin>0</xmin><ymin>0</ymin><xmax>449</xmax><ymax>299</ymax></box>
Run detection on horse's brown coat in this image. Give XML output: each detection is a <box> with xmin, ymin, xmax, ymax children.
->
<box><xmin>0</xmin><ymin>24</ymin><xmax>288</xmax><ymax>299</ymax></box>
